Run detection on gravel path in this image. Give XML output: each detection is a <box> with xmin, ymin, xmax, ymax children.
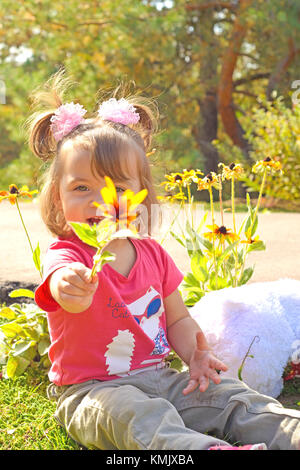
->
<box><xmin>0</xmin><ymin>201</ymin><xmax>299</xmax><ymax>290</ymax></box>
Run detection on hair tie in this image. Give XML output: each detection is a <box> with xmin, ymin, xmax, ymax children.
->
<box><xmin>50</xmin><ymin>102</ymin><xmax>87</xmax><ymax>142</ymax></box>
<box><xmin>97</xmin><ymin>98</ymin><xmax>140</xmax><ymax>126</ymax></box>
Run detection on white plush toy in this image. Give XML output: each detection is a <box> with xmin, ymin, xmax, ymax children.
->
<box><xmin>189</xmin><ymin>279</ymin><xmax>300</xmax><ymax>398</ymax></box>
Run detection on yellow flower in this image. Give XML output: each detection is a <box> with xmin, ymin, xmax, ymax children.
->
<box><xmin>146</xmin><ymin>148</ymin><xmax>156</xmax><ymax>158</ymax></box>
<box><xmin>252</xmin><ymin>157</ymin><xmax>283</xmax><ymax>174</ymax></box>
<box><xmin>160</xmin><ymin>172</ymin><xmax>185</xmax><ymax>191</ymax></box>
<box><xmin>161</xmin><ymin>169</ymin><xmax>203</xmax><ymax>191</ymax></box>
<box><xmin>157</xmin><ymin>192</ymin><xmax>187</xmax><ymax>203</ymax></box>
<box><xmin>203</xmin><ymin>224</ymin><xmax>239</xmax><ymax>243</ymax></box>
<box><xmin>93</xmin><ymin>176</ymin><xmax>148</xmax><ymax>232</ymax></box>
<box><xmin>197</xmin><ymin>172</ymin><xmax>220</xmax><ymax>191</ymax></box>
<box><xmin>0</xmin><ymin>184</ymin><xmax>38</xmax><ymax>205</ymax></box>
<box><xmin>241</xmin><ymin>235</ymin><xmax>261</xmax><ymax>245</ymax></box>
<box><xmin>241</xmin><ymin>229</ymin><xmax>262</xmax><ymax>245</ymax></box>
<box><xmin>181</xmin><ymin>169</ymin><xmax>203</xmax><ymax>186</ymax></box>
<box><xmin>218</xmin><ymin>162</ymin><xmax>244</xmax><ymax>180</ymax></box>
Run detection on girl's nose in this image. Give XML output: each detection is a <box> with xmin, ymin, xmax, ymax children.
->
<box><xmin>89</xmin><ymin>190</ymin><xmax>104</xmax><ymax>206</ymax></box>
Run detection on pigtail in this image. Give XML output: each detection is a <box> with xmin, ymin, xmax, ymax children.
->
<box><xmin>25</xmin><ymin>69</ymin><xmax>74</xmax><ymax>161</ymax></box>
<box><xmin>130</xmin><ymin>100</ymin><xmax>158</xmax><ymax>151</ymax></box>
<box><xmin>97</xmin><ymin>82</ymin><xmax>159</xmax><ymax>151</ymax></box>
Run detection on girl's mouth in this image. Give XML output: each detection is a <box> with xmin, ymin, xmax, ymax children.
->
<box><xmin>87</xmin><ymin>216</ymin><xmax>104</xmax><ymax>226</ymax></box>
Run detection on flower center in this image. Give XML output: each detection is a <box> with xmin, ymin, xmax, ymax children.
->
<box><xmin>264</xmin><ymin>157</ymin><xmax>271</xmax><ymax>162</ymax></box>
<box><xmin>9</xmin><ymin>186</ymin><xmax>19</xmax><ymax>195</ymax></box>
<box><xmin>218</xmin><ymin>225</ymin><xmax>227</xmax><ymax>234</ymax></box>
<box><xmin>174</xmin><ymin>175</ymin><xmax>182</xmax><ymax>182</ymax></box>
<box><xmin>205</xmin><ymin>173</ymin><xmax>213</xmax><ymax>181</ymax></box>
<box><xmin>229</xmin><ymin>163</ymin><xmax>236</xmax><ymax>170</ymax></box>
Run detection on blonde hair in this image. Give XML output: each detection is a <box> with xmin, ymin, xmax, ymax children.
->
<box><xmin>26</xmin><ymin>70</ymin><xmax>160</xmax><ymax>237</ymax></box>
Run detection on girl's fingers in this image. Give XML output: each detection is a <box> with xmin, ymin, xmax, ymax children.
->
<box><xmin>63</xmin><ymin>266</ymin><xmax>98</xmax><ymax>293</ymax></box>
<box><xmin>198</xmin><ymin>376</ymin><xmax>209</xmax><ymax>392</ymax></box>
<box><xmin>212</xmin><ymin>358</ymin><xmax>228</xmax><ymax>372</ymax></box>
<box><xmin>182</xmin><ymin>379</ymin><xmax>198</xmax><ymax>396</ymax></box>
<box><xmin>60</xmin><ymin>280</ymin><xmax>89</xmax><ymax>297</ymax></box>
<box><xmin>208</xmin><ymin>369</ymin><xmax>222</xmax><ymax>385</ymax></box>
<box><xmin>71</xmin><ymin>263</ymin><xmax>94</xmax><ymax>284</ymax></box>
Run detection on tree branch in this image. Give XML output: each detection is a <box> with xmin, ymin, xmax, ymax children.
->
<box><xmin>186</xmin><ymin>2</ymin><xmax>237</xmax><ymax>11</ymax></box>
<box><xmin>267</xmin><ymin>37</ymin><xmax>300</xmax><ymax>100</ymax></box>
<box><xmin>233</xmin><ymin>89</ymin><xmax>257</xmax><ymax>99</ymax></box>
<box><xmin>233</xmin><ymin>72</ymin><xmax>270</xmax><ymax>87</ymax></box>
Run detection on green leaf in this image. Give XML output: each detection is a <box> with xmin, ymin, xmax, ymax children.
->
<box><xmin>69</xmin><ymin>222</ymin><xmax>99</xmax><ymax>248</ymax></box>
<box><xmin>0</xmin><ymin>321</ymin><xmax>26</xmax><ymax>338</ymax></box>
<box><xmin>216</xmin><ymin>241</ymin><xmax>239</xmax><ymax>269</ymax></box>
<box><xmin>209</xmin><ymin>273</ymin><xmax>229</xmax><ymax>290</ymax></box>
<box><xmin>9</xmin><ymin>289</ymin><xmax>35</xmax><ymax>299</ymax></box>
<box><xmin>246</xmin><ymin>241</ymin><xmax>266</xmax><ymax>252</ymax></box>
<box><xmin>22</xmin><ymin>326</ymin><xmax>40</xmax><ymax>341</ymax></box>
<box><xmin>5</xmin><ymin>356</ymin><xmax>18</xmax><ymax>378</ymax></box>
<box><xmin>170</xmin><ymin>231</ymin><xmax>185</xmax><ymax>247</ymax></box>
<box><xmin>183</xmin><ymin>286</ymin><xmax>204</xmax><ymax>294</ymax></box>
<box><xmin>185</xmin><ymin>220</ymin><xmax>201</xmax><ymax>253</ymax></box>
<box><xmin>93</xmin><ymin>250</ymin><xmax>116</xmax><ymax>272</ymax></box>
<box><xmin>195</xmin><ymin>234</ymin><xmax>213</xmax><ymax>251</ymax></box>
<box><xmin>0</xmin><ymin>307</ymin><xmax>17</xmax><ymax>320</ymax></box>
<box><xmin>191</xmin><ymin>253</ymin><xmax>208</xmax><ymax>283</ymax></box>
<box><xmin>6</xmin><ymin>355</ymin><xmax>30</xmax><ymax>378</ymax></box>
<box><xmin>238</xmin><ymin>267</ymin><xmax>254</xmax><ymax>286</ymax></box>
<box><xmin>12</xmin><ymin>340</ymin><xmax>33</xmax><ymax>357</ymax></box>
<box><xmin>244</xmin><ymin>211</ymin><xmax>258</xmax><ymax>238</ymax></box>
<box><xmin>33</xmin><ymin>242</ymin><xmax>42</xmax><ymax>274</ymax></box>
<box><xmin>38</xmin><ymin>338</ymin><xmax>50</xmax><ymax>356</ymax></box>
<box><xmin>196</xmin><ymin>211</ymin><xmax>208</xmax><ymax>233</ymax></box>
<box><xmin>183</xmin><ymin>272</ymin><xmax>200</xmax><ymax>288</ymax></box>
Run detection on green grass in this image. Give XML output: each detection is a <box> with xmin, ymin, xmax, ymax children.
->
<box><xmin>0</xmin><ymin>366</ymin><xmax>299</xmax><ymax>450</ymax></box>
<box><xmin>0</xmin><ymin>367</ymin><xmax>81</xmax><ymax>450</ymax></box>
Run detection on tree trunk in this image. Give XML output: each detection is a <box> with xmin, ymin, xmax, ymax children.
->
<box><xmin>192</xmin><ymin>90</ymin><xmax>219</xmax><ymax>174</ymax></box>
<box><xmin>218</xmin><ymin>0</ymin><xmax>253</xmax><ymax>158</ymax></box>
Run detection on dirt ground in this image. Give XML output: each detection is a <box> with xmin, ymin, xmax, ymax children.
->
<box><xmin>0</xmin><ymin>200</ymin><xmax>299</xmax><ymax>287</ymax></box>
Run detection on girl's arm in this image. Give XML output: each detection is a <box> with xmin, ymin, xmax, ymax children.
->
<box><xmin>165</xmin><ymin>289</ymin><xmax>210</xmax><ymax>364</ymax></box>
<box><xmin>165</xmin><ymin>288</ymin><xmax>228</xmax><ymax>394</ymax></box>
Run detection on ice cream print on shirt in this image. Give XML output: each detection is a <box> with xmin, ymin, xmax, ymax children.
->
<box><xmin>104</xmin><ymin>286</ymin><xmax>170</xmax><ymax>376</ymax></box>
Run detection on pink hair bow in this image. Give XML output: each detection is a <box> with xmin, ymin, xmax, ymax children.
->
<box><xmin>97</xmin><ymin>98</ymin><xmax>140</xmax><ymax>125</ymax></box>
<box><xmin>50</xmin><ymin>102</ymin><xmax>87</xmax><ymax>142</ymax></box>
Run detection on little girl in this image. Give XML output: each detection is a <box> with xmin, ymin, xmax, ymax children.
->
<box><xmin>30</xmin><ymin>71</ymin><xmax>300</xmax><ymax>450</ymax></box>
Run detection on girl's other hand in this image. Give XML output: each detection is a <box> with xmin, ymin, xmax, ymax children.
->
<box><xmin>182</xmin><ymin>332</ymin><xmax>228</xmax><ymax>395</ymax></box>
<box><xmin>49</xmin><ymin>262</ymin><xmax>98</xmax><ymax>313</ymax></box>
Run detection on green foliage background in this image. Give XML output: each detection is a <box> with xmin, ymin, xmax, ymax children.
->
<box><xmin>0</xmin><ymin>0</ymin><xmax>300</xmax><ymax>201</ymax></box>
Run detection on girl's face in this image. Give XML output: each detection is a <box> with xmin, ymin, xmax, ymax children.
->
<box><xmin>58</xmin><ymin>141</ymin><xmax>142</xmax><ymax>227</ymax></box>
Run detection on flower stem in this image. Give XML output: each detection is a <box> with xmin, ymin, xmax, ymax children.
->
<box><xmin>15</xmin><ymin>199</ymin><xmax>42</xmax><ymax>279</ymax></box>
<box><xmin>231</xmin><ymin>176</ymin><xmax>236</xmax><ymax>233</ymax></box>
<box><xmin>209</xmin><ymin>186</ymin><xmax>217</xmax><ymax>287</ymax></box>
<box><xmin>160</xmin><ymin>200</ymin><xmax>184</xmax><ymax>246</ymax></box>
<box><xmin>218</xmin><ymin>175</ymin><xmax>224</xmax><ymax>227</ymax></box>
<box><xmin>249</xmin><ymin>168</ymin><xmax>267</xmax><ymax>236</ymax></box>
<box><xmin>187</xmin><ymin>184</ymin><xmax>194</xmax><ymax>229</ymax></box>
<box><xmin>90</xmin><ymin>247</ymin><xmax>102</xmax><ymax>279</ymax></box>
<box><xmin>231</xmin><ymin>176</ymin><xmax>238</xmax><ymax>287</ymax></box>
<box><xmin>218</xmin><ymin>176</ymin><xmax>226</xmax><ymax>274</ymax></box>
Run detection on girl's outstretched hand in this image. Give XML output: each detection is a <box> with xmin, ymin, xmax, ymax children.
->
<box><xmin>182</xmin><ymin>331</ymin><xmax>228</xmax><ymax>395</ymax></box>
<box><xmin>49</xmin><ymin>262</ymin><xmax>98</xmax><ymax>313</ymax></box>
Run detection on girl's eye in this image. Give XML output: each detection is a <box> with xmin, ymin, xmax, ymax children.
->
<box><xmin>75</xmin><ymin>185</ymin><xmax>89</xmax><ymax>192</ymax></box>
<box><xmin>116</xmin><ymin>186</ymin><xmax>125</xmax><ymax>193</ymax></box>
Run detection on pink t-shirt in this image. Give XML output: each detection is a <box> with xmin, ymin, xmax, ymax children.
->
<box><xmin>35</xmin><ymin>235</ymin><xmax>183</xmax><ymax>386</ymax></box>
